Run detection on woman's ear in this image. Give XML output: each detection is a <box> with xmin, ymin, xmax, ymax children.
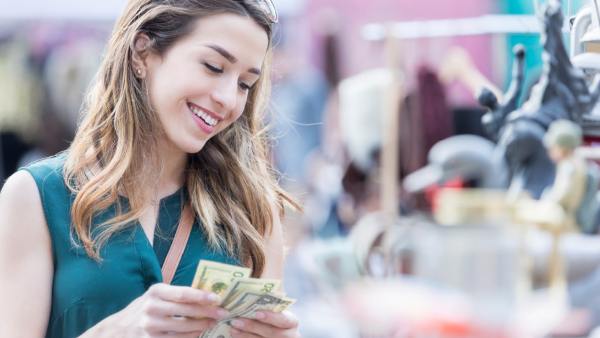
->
<box><xmin>132</xmin><ymin>33</ymin><xmax>152</xmax><ymax>78</ymax></box>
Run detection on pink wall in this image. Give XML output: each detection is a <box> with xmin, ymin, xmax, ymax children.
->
<box><xmin>302</xmin><ymin>0</ymin><xmax>498</xmax><ymax>104</ymax></box>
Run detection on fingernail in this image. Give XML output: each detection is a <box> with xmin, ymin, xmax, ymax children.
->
<box><xmin>254</xmin><ymin>311</ymin><xmax>266</xmax><ymax>320</ymax></box>
<box><xmin>207</xmin><ymin>293</ymin><xmax>220</xmax><ymax>303</ymax></box>
<box><xmin>217</xmin><ymin>309</ymin><xmax>229</xmax><ymax>319</ymax></box>
<box><xmin>231</xmin><ymin>319</ymin><xmax>244</xmax><ymax>328</ymax></box>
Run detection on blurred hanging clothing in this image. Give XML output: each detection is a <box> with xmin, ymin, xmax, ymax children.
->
<box><xmin>399</xmin><ymin>66</ymin><xmax>453</xmax><ymax>178</ymax></box>
<box><xmin>337</xmin><ymin>65</ymin><xmax>453</xmax><ymax>225</ymax></box>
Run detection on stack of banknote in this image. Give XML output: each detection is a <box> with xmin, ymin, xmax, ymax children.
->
<box><xmin>192</xmin><ymin>260</ymin><xmax>295</xmax><ymax>338</ymax></box>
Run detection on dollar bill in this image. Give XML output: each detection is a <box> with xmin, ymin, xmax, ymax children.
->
<box><xmin>191</xmin><ymin>260</ymin><xmax>251</xmax><ymax>296</ymax></box>
<box><xmin>200</xmin><ymin>292</ymin><xmax>296</xmax><ymax>338</ymax></box>
<box><xmin>229</xmin><ymin>291</ymin><xmax>295</xmax><ymax>317</ymax></box>
<box><xmin>200</xmin><ymin>323</ymin><xmax>230</xmax><ymax>338</ymax></box>
<box><xmin>220</xmin><ymin>277</ymin><xmax>281</xmax><ymax>308</ymax></box>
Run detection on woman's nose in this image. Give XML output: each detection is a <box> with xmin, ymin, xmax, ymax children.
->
<box><xmin>211</xmin><ymin>77</ymin><xmax>238</xmax><ymax>113</ymax></box>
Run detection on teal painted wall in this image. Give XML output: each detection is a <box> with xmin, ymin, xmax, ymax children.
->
<box><xmin>499</xmin><ymin>0</ymin><xmax>589</xmax><ymax>98</ymax></box>
<box><xmin>500</xmin><ymin>0</ymin><xmax>543</xmax><ymax>96</ymax></box>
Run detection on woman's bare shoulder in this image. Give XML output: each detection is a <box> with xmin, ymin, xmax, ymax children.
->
<box><xmin>0</xmin><ymin>170</ymin><xmax>49</xmax><ymax>241</ymax></box>
<box><xmin>1</xmin><ymin>170</ymin><xmax>43</xmax><ymax>207</ymax></box>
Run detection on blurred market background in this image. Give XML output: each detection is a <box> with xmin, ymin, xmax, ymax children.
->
<box><xmin>3</xmin><ymin>0</ymin><xmax>600</xmax><ymax>337</ymax></box>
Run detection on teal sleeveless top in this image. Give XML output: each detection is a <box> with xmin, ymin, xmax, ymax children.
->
<box><xmin>23</xmin><ymin>154</ymin><xmax>239</xmax><ymax>338</ymax></box>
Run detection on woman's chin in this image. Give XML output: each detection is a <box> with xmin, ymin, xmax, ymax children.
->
<box><xmin>183</xmin><ymin>139</ymin><xmax>209</xmax><ymax>154</ymax></box>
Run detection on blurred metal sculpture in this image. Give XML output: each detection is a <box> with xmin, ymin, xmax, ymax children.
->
<box><xmin>403</xmin><ymin>134</ymin><xmax>507</xmax><ymax>193</ymax></box>
<box><xmin>479</xmin><ymin>0</ymin><xmax>600</xmax><ymax>198</ymax></box>
<box><xmin>478</xmin><ymin>45</ymin><xmax>526</xmax><ymax>142</ymax></box>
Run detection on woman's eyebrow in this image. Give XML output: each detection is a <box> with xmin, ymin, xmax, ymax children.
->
<box><xmin>205</xmin><ymin>44</ymin><xmax>237</xmax><ymax>63</ymax></box>
<box><xmin>204</xmin><ymin>44</ymin><xmax>261</xmax><ymax>75</ymax></box>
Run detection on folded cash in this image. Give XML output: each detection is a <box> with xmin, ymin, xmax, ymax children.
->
<box><xmin>192</xmin><ymin>260</ymin><xmax>251</xmax><ymax>296</ymax></box>
<box><xmin>192</xmin><ymin>260</ymin><xmax>296</xmax><ymax>338</ymax></box>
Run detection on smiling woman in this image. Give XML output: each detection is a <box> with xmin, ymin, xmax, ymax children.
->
<box><xmin>138</xmin><ymin>13</ymin><xmax>268</xmax><ymax>153</ymax></box>
<box><xmin>0</xmin><ymin>1</ymin><xmax>300</xmax><ymax>338</ymax></box>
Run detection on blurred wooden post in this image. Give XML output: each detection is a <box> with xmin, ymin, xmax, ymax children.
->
<box><xmin>381</xmin><ymin>25</ymin><xmax>402</xmax><ymax>229</ymax></box>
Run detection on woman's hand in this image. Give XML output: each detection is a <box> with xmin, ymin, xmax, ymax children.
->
<box><xmin>82</xmin><ymin>283</ymin><xmax>229</xmax><ymax>338</ymax></box>
<box><xmin>229</xmin><ymin>310</ymin><xmax>300</xmax><ymax>338</ymax></box>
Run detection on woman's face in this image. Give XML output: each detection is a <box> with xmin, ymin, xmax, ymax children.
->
<box><xmin>144</xmin><ymin>13</ymin><xmax>269</xmax><ymax>154</ymax></box>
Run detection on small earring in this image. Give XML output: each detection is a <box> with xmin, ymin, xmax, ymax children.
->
<box><xmin>136</xmin><ymin>68</ymin><xmax>142</xmax><ymax>75</ymax></box>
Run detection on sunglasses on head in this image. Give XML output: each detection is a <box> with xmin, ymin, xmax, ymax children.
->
<box><xmin>249</xmin><ymin>0</ymin><xmax>278</xmax><ymax>23</ymax></box>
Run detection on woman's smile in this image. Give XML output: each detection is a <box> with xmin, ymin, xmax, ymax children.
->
<box><xmin>187</xmin><ymin>101</ymin><xmax>222</xmax><ymax>134</ymax></box>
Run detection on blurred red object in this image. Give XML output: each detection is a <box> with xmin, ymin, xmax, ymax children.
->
<box><xmin>426</xmin><ymin>177</ymin><xmax>465</xmax><ymax>213</ymax></box>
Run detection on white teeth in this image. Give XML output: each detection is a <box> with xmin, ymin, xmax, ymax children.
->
<box><xmin>189</xmin><ymin>104</ymin><xmax>218</xmax><ymax>127</ymax></box>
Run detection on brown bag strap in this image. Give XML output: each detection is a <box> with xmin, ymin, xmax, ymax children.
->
<box><xmin>161</xmin><ymin>204</ymin><xmax>193</xmax><ymax>284</ymax></box>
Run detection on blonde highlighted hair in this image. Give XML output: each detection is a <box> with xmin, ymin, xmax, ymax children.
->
<box><xmin>64</xmin><ymin>0</ymin><xmax>295</xmax><ymax>276</ymax></box>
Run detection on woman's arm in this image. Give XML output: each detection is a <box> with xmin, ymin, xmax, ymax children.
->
<box><xmin>0</xmin><ymin>171</ymin><xmax>53</xmax><ymax>337</ymax></box>
<box><xmin>260</xmin><ymin>204</ymin><xmax>286</xmax><ymax>280</ymax></box>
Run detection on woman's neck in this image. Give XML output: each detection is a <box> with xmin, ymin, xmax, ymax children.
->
<box><xmin>154</xmin><ymin>139</ymin><xmax>187</xmax><ymax>199</ymax></box>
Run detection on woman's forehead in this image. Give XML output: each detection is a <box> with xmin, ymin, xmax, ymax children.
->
<box><xmin>178</xmin><ymin>13</ymin><xmax>269</xmax><ymax>68</ymax></box>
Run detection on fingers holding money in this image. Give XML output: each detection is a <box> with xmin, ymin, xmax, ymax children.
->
<box><xmin>252</xmin><ymin>310</ymin><xmax>299</xmax><ymax>329</ymax></box>
<box><xmin>154</xmin><ymin>333</ymin><xmax>212</xmax><ymax>338</ymax></box>
<box><xmin>147</xmin><ymin>316</ymin><xmax>217</xmax><ymax>335</ymax></box>
<box><xmin>230</xmin><ymin>328</ymin><xmax>262</xmax><ymax>338</ymax></box>
<box><xmin>229</xmin><ymin>323</ymin><xmax>298</xmax><ymax>338</ymax></box>
<box><xmin>189</xmin><ymin>260</ymin><xmax>297</xmax><ymax>338</ymax></box>
<box><xmin>229</xmin><ymin>311</ymin><xmax>300</xmax><ymax>338</ymax></box>
<box><xmin>147</xmin><ymin>299</ymin><xmax>229</xmax><ymax>320</ymax></box>
<box><xmin>145</xmin><ymin>284</ymin><xmax>230</xmax><ymax>319</ymax></box>
<box><xmin>150</xmin><ymin>283</ymin><xmax>221</xmax><ymax>305</ymax></box>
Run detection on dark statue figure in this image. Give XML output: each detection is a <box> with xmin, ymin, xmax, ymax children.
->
<box><xmin>479</xmin><ymin>0</ymin><xmax>600</xmax><ymax>198</ymax></box>
<box><xmin>479</xmin><ymin>45</ymin><xmax>526</xmax><ymax>142</ymax></box>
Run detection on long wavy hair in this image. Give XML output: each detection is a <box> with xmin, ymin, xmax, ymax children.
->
<box><xmin>64</xmin><ymin>0</ymin><xmax>295</xmax><ymax>277</ymax></box>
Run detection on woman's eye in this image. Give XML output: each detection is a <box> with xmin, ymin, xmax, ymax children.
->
<box><xmin>239</xmin><ymin>82</ymin><xmax>251</xmax><ymax>91</ymax></box>
<box><xmin>203</xmin><ymin>62</ymin><xmax>223</xmax><ymax>74</ymax></box>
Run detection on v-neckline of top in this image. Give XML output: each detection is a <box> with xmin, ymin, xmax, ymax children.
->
<box><xmin>131</xmin><ymin>187</ymin><xmax>187</xmax><ymax>274</ymax></box>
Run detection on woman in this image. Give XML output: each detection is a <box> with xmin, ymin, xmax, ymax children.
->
<box><xmin>0</xmin><ymin>1</ymin><xmax>300</xmax><ymax>337</ymax></box>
